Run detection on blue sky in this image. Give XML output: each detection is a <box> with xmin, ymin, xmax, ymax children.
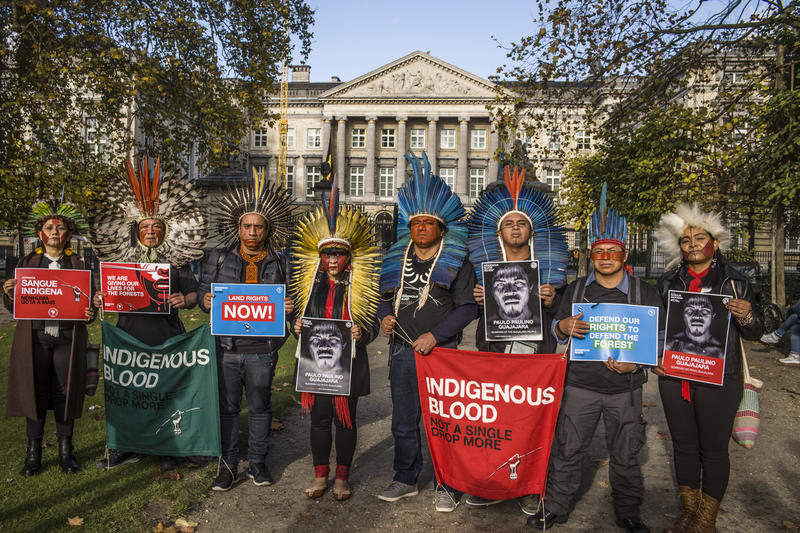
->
<box><xmin>295</xmin><ymin>1</ymin><xmax>540</xmax><ymax>82</ymax></box>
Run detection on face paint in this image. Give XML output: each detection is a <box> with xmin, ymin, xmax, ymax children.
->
<box><xmin>138</xmin><ymin>218</ymin><xmax>166</xmax><ymax>247</ymax></box>
<box><xmin>39</xmin><ymin>218</ymin><xmax>70</xmax><ymax>247</ymax></box>
<box><xmin>679</xmin><ymin>228</ymin><xmax>717</xmax><ymax>262</ymax></box>
<box><xmin>321</xmin><ymin>249</ymin><xmax>350</xmax><ymax>275</ymax></box>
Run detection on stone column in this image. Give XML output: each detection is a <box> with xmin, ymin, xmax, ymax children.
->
<box><xmin>396</xmin><ymin>116</ymin><xmax>407</xmax><ymax>183</ymax></box>
<box><xmin>427</xmin><ymin>115</ymin><xmax>438</xmax><ymax>174</ymax></box>
<box><xmin>336</xmin><ymin>117</ymin><xmax>346</xmax><ymax>190</ymax></box>
<box><xmin>297</xmin><ymin>157</ymin><xmax>306</xmax><ymax>199</ymax></box>
<box><xmin>321</xmin><ymin>117</ymin><xmax>332</xmax><ymax>161</ymax></box>
<box><xmin>365</xmin><ymin>115</ymin><xmax>377</xmax><ymax>201</ymax></box>
<box><xmin>489</xmin><ymin>120</ymin><xmax>500</xmax><ymax>181</ymax></box>
<box><xmin>458</xmin><ymin>115</ymin><xmax>469</xmax><ymax>198</ymax></box>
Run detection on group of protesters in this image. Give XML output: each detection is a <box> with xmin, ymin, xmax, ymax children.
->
<box><xmin>2</xmin><ymin>151</ymin><xmax>767</xmax><ymax>533</ymax></box>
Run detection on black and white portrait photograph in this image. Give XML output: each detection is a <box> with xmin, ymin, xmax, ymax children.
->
<box><xmin>665</xmin><ymin>291</ymin><xmax>730</xmax><ymax>359</ymax></box>
<box><xmin>296</xmin><ymin>317</ymin><xmax>353</xmax><ymax>395</ymax></box>
<box><xmin>482</xmin><ymin>260</ymin><xmax>543</xmax><ymax>342</ymax></box>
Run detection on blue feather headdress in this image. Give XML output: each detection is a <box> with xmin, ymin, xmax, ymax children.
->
<box><xmin>379</xmin><ymin>151</ymin><xmax>468</xmax><ymax>295</ymax></box>
<box><xmin>467</xmin><ymin>166</ymin><xmax>568</xmax><ymax>287</ymax></box>
<box><xmin>589</xmin><ymin>182</ymin><xmax>627</xmax><ymax>249</ymax></box>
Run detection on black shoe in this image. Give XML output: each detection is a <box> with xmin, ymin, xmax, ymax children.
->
<box><xmin>616</xmin><ymin>517</ymin><xmax>650</xmax><ymax>533</ymax></box>
<box><xmin>527</xmin><ymin>509</ymin><xmax>568</xmax><ymax>529</ymax></box>
<box><xmin>247</xmin><ymin>462</ymin><xmax>273</xmax><ymax>486</ymax></box>
<box><xmin>21</xmin><ymin>438</ymin><xmax>42</xmax><ymax>477</ymax></box>
<box><xmin>159</xmin><ymin>456</ymin><xmax>179</xmax><ymax>471</ymax></box>
<box><xmin>96</xmin><ymin>450</ymin><xmax>142</xmax><ymax>469</ymax></box>
<box><xmin>58</xmin><ymin>436</ymin><xmax>80</xmax><ymax>474</ymax></box>
<box><xmin>212</xmin><ymin>466</ymin><xmax>239</xmax><ymax>491</ymax></box>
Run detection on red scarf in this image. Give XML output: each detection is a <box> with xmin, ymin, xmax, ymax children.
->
<box><xmin>681</xmin><ymin>266</ymin><xmax>709</xmax><ymax>401</ymax></box>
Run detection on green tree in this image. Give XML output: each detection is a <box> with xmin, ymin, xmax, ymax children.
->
<box><xmin>0</xmin><ymin>0</ymin><xmax>314</xmax><ymax>230</ymax></box>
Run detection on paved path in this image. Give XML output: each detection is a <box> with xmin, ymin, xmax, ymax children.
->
<box><xmin>188</xmin><ymin>322</ymin><xmax>800</xmax><ymax>532</ymax></box>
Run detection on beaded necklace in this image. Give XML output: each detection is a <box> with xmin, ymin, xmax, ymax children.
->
<box><xmin>240</xmin><ymin>245</ymin><xmax>267</xmax><ymax>283</ymax></box>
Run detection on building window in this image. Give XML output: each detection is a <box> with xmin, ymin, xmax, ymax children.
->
<box><xmin>547</xmin><ymin>130</ymin><xmax>562</xmax><ymax>151</ymax></box>
<box><xmin>284</xmin><ymin>165</ymin><xmax>295</xmax><ymax>197</ymax></box>
<box><xmin>285</xmin><ymin>128</ymin><xmax>296</xmax><ymax>150</ymax></box>
<box><xmin>439</xmin><ymin>168</ymin><xmax>455</xmax><ymax>190</ymax></box>
<box><xmin>575</xmin><ymin>130</ymin><xmax>591</xmax><ymax>151</ymax></box>
<box><xmin>471</xmin><ymin>129</ymin><xmax>486</xmax><ymax>150</ymax></box>
<box><xmin>515</xmin><ymin>130</ymin><xmax>530</xmax><ymax>148</ymax></box>
<box><xmin>786</xmin><ymin>234</ymin><xmax>800</xmax><ymax>252</ymax></box>
<box><xmin>86</xmin><ymin>118</ymin><xmax>107</xmax><ymax>156</ymax></box>
<box><xmin>410</xmin><ymin>128</ymin><xmax>426</xmax><ymax>149</ymax></box>
<box><xmin>381</xmin><ymin>128</ymin><xmax>395</xmax><ymax>148</ymax></box>
<box><xmin>351</xmin><ymin>128</ymin><xmax>365</xmax><ymax>148</ymax></box>
<box><xmin>306</xmin><ymin>166</ymin><xmax>321</xmax><ymax>197</ymax></box>
<box><xmin>469</xmin><ymin>168</ymin><xmax>486</xmax><ymax>198</ymax></box>
<box><xmin>545</xmin><ymin>168</ymin><xmax>561</xmax><ymax>192</ymax></box>
<box><xmin>349</xmin><ymin>166</ymin><xmax>364</xmax><ymax>197</ymax></box>
<box><xmin>253</xmin><ymin>129</ymin><xmax>268</xmax><ymax>148</ymax></box>
<box><xmin>307</xmin><ymin>128</ymin><xmax>321</xmax><ymax>149</ymax></box>
<box><xmin>440</xmin><ymin>129</ymin><xmax>456</xmax><ymax>150</ymax></box>
<box><xmin>379</xmin><ymin>168</ymin><xmax>395</xmax><ymax>198</ymax></box>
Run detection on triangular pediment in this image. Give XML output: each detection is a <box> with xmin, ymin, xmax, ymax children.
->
<box><xmin>320</xmin><ymin>51</ymin><xmax>496</xmax><ymax>100</ymax></box>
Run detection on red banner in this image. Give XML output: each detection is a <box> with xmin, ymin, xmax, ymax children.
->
<box><xmin>100</xmin><ymin>262</ymin><xmax>171</xmax><ymax>314</ymax></box>
<box><xmin>13</xmin><ymin>268</ymin><xmax>92</xmax><ymax>320</ymax></box>
<box><xmin>416</xmin><ymin>347</ymin><xmax>567</xmax><ymax>500</ymax></box>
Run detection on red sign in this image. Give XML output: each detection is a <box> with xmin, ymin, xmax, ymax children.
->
<box><xmin>220</xmin><ymin>300</ymin><xmax>275</xmax><ymax>321</ymax></box>
<box><xmin>100</xmin><ymin>263</ymin><xmax>171</xmax><ymax>314</ymax></box>
<box><xmin>13</xmin><ymin>268</ymin><xmax>92</xmax><ymax>320</ymax></box>
<box><xmin>416</xmin><ymin>347</ymin><xmax>567</xmax><ymax>500</ymax></box>
<box><xmin>663</xmin><ymin>350</ymin><xmax>725</xmax><ymax>385</ymax></box>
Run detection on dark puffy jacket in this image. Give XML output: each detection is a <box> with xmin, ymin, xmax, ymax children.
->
<box><xmin>198</xmin><ymin>247</ymin><xmax>289</xmax><ymax>353</ymax></box>
<box><xmin>658</xmin><ymin>260</ymin><xmax>763</xmax><ymax>376</ymax></box>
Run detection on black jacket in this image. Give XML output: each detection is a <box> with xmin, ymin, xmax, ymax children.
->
<box><xmin>658</xmin><ymin>260</ymin><xmax>763</xmax><ymax>377</ymax></box>
<box><xmin>198</xmin><ymin>247</ymin><xmax>289</xmax><ymax>353</ymax></box>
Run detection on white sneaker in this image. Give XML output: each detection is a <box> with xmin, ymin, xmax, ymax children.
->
<box><xmin>761</xmin><ymin>331</ymin><xmax>782</xmax><ymax>344</ymax></box>
<box><xmin>779</xmin><ymin>353</ymin><xmax>800</xmax><ymax>365</ymax></box>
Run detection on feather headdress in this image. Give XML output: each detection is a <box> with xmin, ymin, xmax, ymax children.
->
<box><xmin>213</xmin><ymin>167</ymin><xmax>295</xmax><ymax>254</ymax></box>
<box><xmin>655</xmin><ymin>203</ymin><xmax>731</xmax><ymax>270</ymax></box>
<box><xmin>23</xmin><ymin>196</ymin><xmax>88</xmax><ymax>238</ymax></box>
<box><xmin>589</xmin><ymin>182</ymin><xmax>627</xmax><ymax>249</ymax></box>
<box><xmin>379</xmin><ymin>151</ymin><xmax>468</xmax><ymax>295</ymax></box>
<box><xmin>467</xmin><ymin>166</ymin><xmax>568</xmax><ymax>286</ymax></box>
<box><xmin>290</xmin><ymin>175</ymin><xmax>380</xmax><ymax>329</ymax></box>
<box><xmin>89</xmin><ymin>156</ymin><xmax>207</xmax><ymax>267</ymax></box>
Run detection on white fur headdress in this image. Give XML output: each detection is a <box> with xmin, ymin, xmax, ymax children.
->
<box><xmin>655</xmin><ymin>203</ymin><xmax>731</xmax><ymax>270</ymax></box>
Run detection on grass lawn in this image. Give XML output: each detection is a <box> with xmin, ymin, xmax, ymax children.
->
<box><xmin>0</xmin><ymin>309</ymin><xmax>300</xmax><ymax>532</ymax></box>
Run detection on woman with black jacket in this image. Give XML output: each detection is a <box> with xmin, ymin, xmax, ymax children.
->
<box><xmin>654</xmin><ymin>204</ymin><xmax>762</xmax><ymax>533</ymax></box>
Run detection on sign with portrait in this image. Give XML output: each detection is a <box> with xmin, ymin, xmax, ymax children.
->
<box><xmin>13</xmin><ymin>267</ymin><xmax>92</xmax><ymax>320</ymax></box>
<box><xmin>570</xmin><ymin>303</ymin><xmax>659</xmax><ymax>365</ymax></box>
<box><xmin>296</xmin><ymin>317</ymin><xmax>354</xmax><ymax>396</ymax></box>
<box><xmin>209</xmin><ymin>283</ymin><xmax>286</xmax><ymax>337</ymax></box>
<box><xmin>663</xmin><ymin>290</ymin><xmax>731</xmax><ymax>385</ymax></box>
<box><xmin>100</xmin><ymin>262</ymin><xmax>171</xmax><ymax>314</ymax></box>
<box><xmin>416</xmin><ymin>347</ymin><xmax>566</xmax><ymax>500</ymax></box>
<box><xmin>482</xmin><ymin>260</ymin><xmax>543</xmax><ymax>342</ymax></box>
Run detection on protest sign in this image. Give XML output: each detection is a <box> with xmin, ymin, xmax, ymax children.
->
<box><xmin>416</xmin><ymin>347</ymin><xmax>566</xmax><ymax>500</ymax></box>
<box><xmin>100</xmin><ymin>262</ymin><xmax>171</xmax><ymax>314</ymax></box>
<box><xmin>483</xmin><ymin>260</ymin><xmax>543</xmax><ymax>342</ymax></box>
<box><xmin>13</xmin><ymin>268</ymin><xmax>92</xmax><ymax>320</ymax></box>
<box><xmin>210</xmin><ymin>283</ymin><xmax>286</xmax><ymax>337</ymax></box>
<box><xmin>102</xmin><ymin>322</ymin><xmax>220</xmax><ymax>456</ymax></box>
<box><xmin>296</xmin><ymin>317</ymin><xmax>354</xmax><ymax>396</ymax></box>
<box><xmin>663</xmin><ymin>290</ymin><xmax>730</xmax><ymax>385</ymax></box>
<box><xmin>570</xmin><ymin>303</ymin><xmax>659</xmax><ymax>365</ymax></box>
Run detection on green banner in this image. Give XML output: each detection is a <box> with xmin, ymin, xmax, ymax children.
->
<box><xmin>102</xmin><ymin>322</ymin><xmax>221</xmax><ymax>456</ymax></box>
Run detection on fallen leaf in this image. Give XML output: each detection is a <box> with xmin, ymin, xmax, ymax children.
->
<box><xmin>153</xmin><ymin>469</ymin><xmax>181</xmax><ymax>481</ymax></box>
<box><xmin>152</xmin><ymin>522</ymin><xmax>165</xmax><ymax>533</ymax></box>
<box><xmin>656</xmin><ymin>431</ymin><xmax>671</xmax><ymax>440</ymax></box>
<box><xmin>277</xmin><ymin>365</ymin><xmax>286</xmax><ymax>370</ymax></box>
<box><xmin>41</xmin><ymin>441</ymin><xmax>51</xmax><ymax>449</ymax></box>
<box><xmin>163</xmin><ymin>527</ymin><xmax>178</xmax><ymax>533</ymax></box>
<box><xmin>377</xmin><ymin>351</ymin><xmax>383</xmax><ymax>355</ymax></box>
<box><xmin>597</xmin><ymin>480</ymin><xmax>609</xmax><ymax>488</ymax></box>
<box><xmin>785</xmin><ymin>521</ymin><xmax>799</xmax><ymax>531</ymax></box>
<box><xmin>282</xmin><ymin>382</ymin><xmax>291</xmax><ymax>387</ymax></box>
<box><xmin>175</xmin><ymin>517</ymin><xmax>198</xmax><ymax>532</ymax></box>
<box><xmin>642</xmin><ymin>401</ymin><xmax>652</xmax><ymax>407</ymax></box>
<box><xmin>88</xmin><ymin>404</ymin><xmax>102</xmax><ymax>411</ymax></box>
<box><xmin>68</xmin><ymin>516</ymin><xmax>84</xmax><ymax>526</ymax></box>
<box><xmin>271</xmin><ymin>386</ymin><xmax>282</xmax><ymax>391</ymax></box>
<box><xmin>271</xmin><ymin>419</ymin><xmax>284</xmax><ymax>431</ymax></box>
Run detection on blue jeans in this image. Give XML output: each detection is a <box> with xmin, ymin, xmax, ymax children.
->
<box><xmin>776</xmin><ymin>313</ymin><xmax>800</xmax><ymax>353</ymax></box>
<box><xmin>389</xmin><ymin>342</ymin><xmax>460</xmax><ymax>495</ymax></box>
<box><xmin>217</xmin><ymin>350</ymin><xmax>278</xmax><ymax>470</ymax></box>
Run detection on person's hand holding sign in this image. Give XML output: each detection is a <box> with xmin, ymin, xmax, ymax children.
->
<box><xmin>540</xmin><ymin>283</ymin><xmax>556</xmax><ymax>308</ymax></box>
<box><xmin>203</xmin><ymin>292</ymin><xmax>213</xmax><ymax>309</ymax></box>
<box><xmin>169</xmin><ymin>292</ymin><xmax>187</xmax><ymax>309</ymax></box>
<box><xmin>604</xmin><ymin>358</ymin><xmax>637</xmax><ymax>374</ymax></box>
<box><xmin>3</xmin><ymin>278</ymin><xmax>16</xmax><ymax>299</ymax></box>
<box><xmin>556</xmin><ymin>311</ymin><xmax>590</xmax><ymax>340</ymax></box>
<box><xmin>473</xmin><ymin>284</ymin><xmax>484</xmax><ymax>307</ymax></box>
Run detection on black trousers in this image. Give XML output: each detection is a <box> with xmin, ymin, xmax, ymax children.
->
<box><xmin>658</xmin><ymin>373</ymin><xmax>743</xmax><ymax>500</ymax></box>
<box><xmin>310</xmin><ymin>396</ymin><xmax>358</xmax><ymax>468</ymax></box>
<box><xmin>27</xmin><ymin>332</ymin><xmax>74</xmax><ymax>439</ymax></box>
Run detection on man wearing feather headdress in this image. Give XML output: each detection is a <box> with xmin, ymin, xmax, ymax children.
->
<box><xmin>376</xmin><ymin>152</ymin><xmax>478</xmax><ymax>513</ymax></box>
<box><xmin>463</xmin><ymin>165</ymin><xmax>568</xmax><ymax>514</ymax></box>
<box><xmin>529</xmin><ymin>184</ymin><xmax>663</xmax><ymax>533</ymax></box>
<box><xmin>289</xmin><ymin>174</ymin><xmax>380</xmax><ymax>501</ymax></box>
<box><xmin>90</xmin><ymin>156</ymin><xmax>207</xmax><ymax>471</ymax></box>
<box><xmin>197</xmin><ymin>169</ymin><xmax>295</xmax><ymax>492</ymax></box>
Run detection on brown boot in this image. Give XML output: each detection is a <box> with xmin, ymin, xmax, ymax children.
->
<box><xmin>663</xmin><ymin>486</ymin><xmax>700</xmax><ymax>533</ymax></box>
<box><xmin>687</xmin><ymin>492</ymin><xmax>720</xmax><ymax>533</ymax></box>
